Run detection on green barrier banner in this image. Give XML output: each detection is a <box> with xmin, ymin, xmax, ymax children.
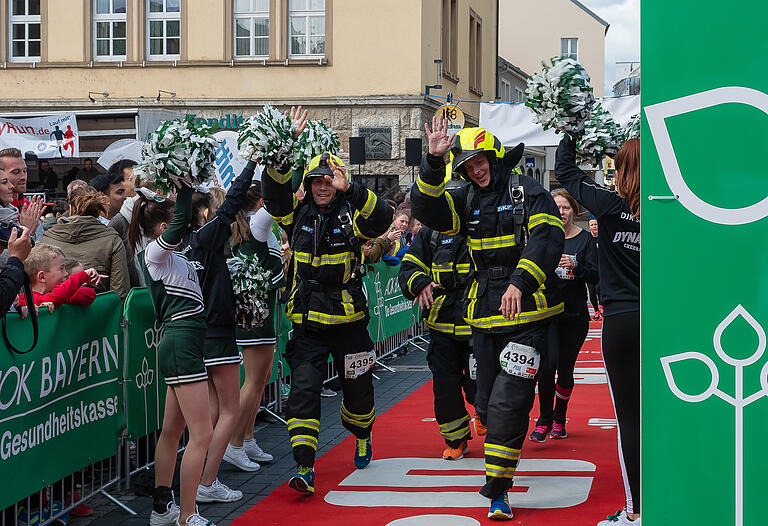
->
<box><xmin>363</xmin><ymin>262</ymin><xmax>420</xmax><ymax>342</ymax></box>
<box><xmin>642</xmin><ymin>5</ymin><xmax>768</xmax><ymax>525</ymax></box>
<box><xmin>123</xmin><ymin>288</ymin><xmax>167</xmax><ymax>440</ymax></box>
<box><xmin>0</xmin><ymin>294</ymin><xmax>123</xmax><ymax>509</ymax></box>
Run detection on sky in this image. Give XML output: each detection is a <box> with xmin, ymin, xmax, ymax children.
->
<box><xmin>578</xmin><ymin>0</ymin><xmax>640</xmax><ymax>95</ymax></box>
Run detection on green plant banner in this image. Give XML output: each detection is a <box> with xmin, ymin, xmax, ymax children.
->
<box><xmin>642</xmin><ymin>4</ymin><xmax>768</xmax><ymax>525</ymax></box>
<box><xmin>363</xmin><ymin>262</ymin><xmax>420</xmax><ymax>342</ymax></box>
<box><xmin>0</xmin><ymin>293</ymin><xmax>123</xmax><ymax>509</ymax></box>
<box><xmin>123</xmin><ymin>287</ymin><xmax>167</xmax><ymax>440</ymax></box>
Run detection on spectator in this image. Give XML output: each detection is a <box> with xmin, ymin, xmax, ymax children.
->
<box><xmin>91</xmin><ymin>172</ymin><xmax>126</xmax><ymax>221</ymax></box>
<box><xmin>63</xmin><ymin>166</ymin><xmax>79</xmax><ymax>189</ymax></box>
<box><xmin>208</xmin><ymin>186</ymin><xmax>226</xmax><ymax>211</ymax></box>
<box><xmin>42</xmin><ymin>187</ymin><xmax>130</xmax><ymax>300</ymax></box>
<box><xmin>386</xmin><ymin>209</ymin><xmax>411</xmax><ymax>257</ymax></box>
<box><xmin>42</xmin><ymin>199</ymin><xmax>67</xmax><ymax>231</ymax></box>
<box><xmin>108</xmin><ymin>184</ymin><xmax>157</xmax><ymax>289</ymax></box>
<box><xmin>0</xmin><ymin>160</ymin><xmax>43</xmax><ymax>267</ymax></box>
<box><xmin>64</xmin><ymin>258</ymin><xmax>84</xmax><ymax>277</ymax></box>
<box><xmin>80</xmin><ymin>158</ymin><xmax>100</xmax><ymax>181</ymax></box>
<box><xmin>0</xmin><ymin>148</ymin><xmax>29</xmax><ymax>210</ymax></box>
<box><xmin>0</xmin><ymin>226</ymin><xmax>32</xmax><ymax>316</ymax></box>
<box><xmin>66</xmin><ymin>179</ymin><xmax>88</xmax><ymax>197</ymax></box>
<box><xmin>39</xmin><ymin>160</ymin><xmax>59</xmax><ymax>192</ymax></box>
<box><xmin>17</xmin><ymin>243</ymin><xmax>99</xmax><ymax>308</ymax></box>
<box><xmin>108</xmin><ymin>159</ymin><xmax>137</xmax><ymax>198</ymax></box>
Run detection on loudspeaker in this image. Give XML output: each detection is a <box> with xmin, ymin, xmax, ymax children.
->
<box><xmin>405</xmin><ymin>138</ymin><xmax>422</xmax><ymax>166</ymax></box>
<box><xmin>349</xmin><ymin>137</ymin><xmax>365</xmax><ymax>165</ymax></box>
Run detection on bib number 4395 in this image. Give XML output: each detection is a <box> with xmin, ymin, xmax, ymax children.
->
<box><xmin>344</xmin><ymin>350</ymin><xmax>376</xmax><ymax>379</ymax></box>
<box><xmin>500</xmin><ymin>342</ymin><xmax>539</xmax><ymax>380</ymax></box>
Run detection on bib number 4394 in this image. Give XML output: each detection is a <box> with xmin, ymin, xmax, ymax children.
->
<box><xmin>500</xmin><ymin>342</ymin><xmax>539</xmax><ymax>380</ymax></box>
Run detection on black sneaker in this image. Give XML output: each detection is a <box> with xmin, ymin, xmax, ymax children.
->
<box><xmin>528</xmin><ymin>419</ymin><xmax>552</xmax><ymax>443</ymax></box>
<box><xmin>550</xmin><ymin>421</ymin><xmax>567</xmax><ymax>439</ymax></box>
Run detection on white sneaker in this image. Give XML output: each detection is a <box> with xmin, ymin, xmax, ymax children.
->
<box><xmin>196</xmin><ymin>478</ymin><xmax>243</xmax><ymax>503</ymax></box>
<box><xmin>243</xmin><ymin>439</ymin><xmax>274</xmax><ymax>463</ymax></box>
<box><xmin>321</xmin><ymin>387</ymin><xmax>337</xmax><ymax>398</ymax></box>
<box><xmin>597</xmin><ymin>510</ymin><xmax>640</xmax><ymax>525</ymax></box>
<box><xmin>177</xmin><ymin>512</ymin><xmax>216</xmax><ymax>526</ymax></box>
<box><xmin>223</xmin><ymin>444</ymin><xmax>261</xmax><ymax>472</ymax></box>
<box><xmin>149</xmin><ymin>495</ymin><xmax>180</xmax><ymax>526</ymax></box>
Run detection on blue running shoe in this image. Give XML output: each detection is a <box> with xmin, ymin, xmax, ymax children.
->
<box><xmin>288</xmin><ymin>466</ymin><xmax>315</xmax><ymax>495</ymax></box>
<box><xmin>354</xmin><ymin>437</ymin><xmax>373</xmax><ymax>469</ymax></box>
<box><xmin>488</xmin><ymin>493</ymin><xmax>514</xmax><ymax>520</ymax></box>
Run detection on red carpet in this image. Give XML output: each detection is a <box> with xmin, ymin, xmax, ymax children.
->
<box><xmin>232</xmin><ymin>318</ymin><xmax>622</xmax><ymax>525</ymax></box>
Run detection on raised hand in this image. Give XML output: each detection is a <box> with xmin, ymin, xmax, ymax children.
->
<box><xmin>289</xmin><ymin>105</ymin><xmax>309</xmax><ymax>138</ymax></box>
<box><xmin>326</xmin><ymin>158</ymin><xmax>350</xmax><ymax>193</ymax></box>
<box><xmin>20</xmin><ymin>195</ymin><xmax>43</xmax><ymax>232</ymax></box>
<box><xmin>424</xmin><ymin>115</ymin><xmax>455</xmax><ymax>157</ymax></box>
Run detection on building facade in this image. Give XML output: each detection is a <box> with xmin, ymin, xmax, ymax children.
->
<box><xmin>613</xmin><ymin>61</ymin><xmax>640</xmax><ymax>96</ymax></box>
<box><xmin>498</xmin><ymin>0</ymin><xmax>608</xmax><ymax>98</ymax></box>
<box><xmin>0</xmin><ymin>0</ymin><xmax>497</xmax><ymax>193</ymax></box>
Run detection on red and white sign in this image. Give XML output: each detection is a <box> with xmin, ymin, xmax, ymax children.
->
<box><xmin>0</xmin><ymin>113</ymin><xmax>80</xmax><ymax>158</ymax></box>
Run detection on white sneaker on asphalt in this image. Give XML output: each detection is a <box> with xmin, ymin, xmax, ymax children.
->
<box><xmin>196</xmin><ymin>478</ymin><xmax>243</xmax><ymax>503</ymax></box>
<box><xmin>149</xmin><ymin>497</ymin><xmax>180</xmax><ymax>526</ymax></box>
<box><xmin>177</xmin><ymin>512</ymin><xmax>216</xmax><ymax>526</ymax></box>
<box><xmin>223</xmin><ymin>444</ymin><xmax>261</xmax><ymax>471</ymax></box>
<box><xmin>597</xmin><ymin>510</ymin><xmax>640</xmax><ymax>526</ymax></box>
<box><xmin>243</xmin><ymin>438</ymin><xmax>274</xmax><ymax>463</ymax></box>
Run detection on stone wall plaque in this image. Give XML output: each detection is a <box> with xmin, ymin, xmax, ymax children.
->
<box><xmin>359</xmin><ymin>127</ymin><xmax>392</xmax><ymax>160</ymax></box>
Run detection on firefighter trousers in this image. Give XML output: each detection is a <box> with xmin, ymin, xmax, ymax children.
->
<box><xmin>427</xmin><ymin>329</ymin><xmax>477</xmax><ymax>447</ymax></box>
<box><xmin>284</xmin><ymin>320</ymin><xmax>375</xmax><ymax>467</ymax></box>
<box><xmin>472</xmin><ymin>323</ymin><xmax>546</xmax><ymax>499</ymax></box>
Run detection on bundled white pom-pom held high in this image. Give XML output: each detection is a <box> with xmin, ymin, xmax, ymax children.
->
<box><xmin>227</xmin><ymin>253</ymin><xmax>273</xmax><ymax>331</ymax></box>
<box><xmin>623</xmin><ymin>113</ymin><xmax>640</xmax><ymax>143</ymax></box>
<box><xmin>294</xmin><ymin>120</ymin><xmax>341</xmax><ymax>168</ymax></box>
<box><xmin>134</xmin><ymin>118</ymin><xmax>220</xmax><ymax>193</ymax></box>
<box><xmin>525</xmin><ymin>56</ymin><xmax>595</xmax><ymax>134</ymax></box>
<box><xmin>577</xmin><ymin>103</ymin><xmax>624</xmax><ymax>166</ymax></box>
<box><xmin>237</xmin><ymin>104</ymin><xmax>297</xmax><ymax>168</ymax></box>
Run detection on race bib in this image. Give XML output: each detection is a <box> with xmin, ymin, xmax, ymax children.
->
<box><xmin>468</xmin><ymin>354</ymin><xmax>477</xmax><ymax>380</ymax></box>
<box><xmin>555</xmin><ymin>254</ymin><xmax>577</xmax><ymax>280</ymax></box>
<box><xmin>344</xmin><ymin>350</ymin><xmax>376</xmax><ymax>379</ymax></box>
<box><xmin>499</xmin><ymin>342</ymin><xmax>540</xmax><ymax>379</ymax></box>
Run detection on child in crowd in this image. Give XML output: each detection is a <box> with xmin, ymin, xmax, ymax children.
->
<box><xmin>42</xmin><ymin>199</ymin><xmax>68</xmax><ymax>231</ymax></box>
<box><xmin>18</xmin><ymin>244</ymin><xmax>102</xmax><ymax>308</ymax></box>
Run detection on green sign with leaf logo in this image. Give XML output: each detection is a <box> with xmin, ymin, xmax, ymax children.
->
<box><xmin>643</xmin><ymin>3</ymin><xmax>768</xmax><ymax>525</ymax></box>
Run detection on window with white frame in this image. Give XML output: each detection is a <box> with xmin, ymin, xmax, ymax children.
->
<box><xmin>94</xmin><ymin>0</ymin><xmax>127</xmax><ymax>60</ymax></box>
<box><xmin>147</xmin><ymin>0</ymin><xmax>180</xmax><ymax>60</ymax></box>
<box><xmin>561</xmin><ymin>38</ymin><xmax>578</xmax><ymax>60</ymax></box>
<box><xmin>289</xmin><ymin>0</ymin><xmax>325</xmax><ymax>57</ymax></box>
<box><xmin>515</xmin><ymin>87</ymin><xmax>525</xmax><ymax>103</ymax></box>
<box><xmin>500</xmin><ymin>79</ymin><xmax>511</xmax><ymax>102</ymax></box>
<box><xmin>9</xmin><ymin>0</ymin><xmax>41</xmax><ymax>62</ymax></box>
<box><xmin>234</xmin><ymin>0</ymin><xmax>269</xmax><ymax>58</ymax></box>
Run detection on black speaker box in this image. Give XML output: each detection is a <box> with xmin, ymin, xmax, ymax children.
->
<box><xmin>405</xmin><ymin>138</ymin><xmax>422</xmax><ymax>166</ymax></box>
<box><xmin>349</xmin><ymin>137</ymin><xmax>365</xmax><ymax>165</ymax></box>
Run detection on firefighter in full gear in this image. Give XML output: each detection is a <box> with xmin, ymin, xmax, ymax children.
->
<box><xmin>262</xmin><ymin>151</ymin><xmax>393</xmax><ymax>495</ymax></box>
<box><xmin>411</xmin><ymin>118</ymin><xmax>564</xmax><ymax>520</ymax></box>
<box><xmin>398</xmin><ymin>179</ymin><xmax>477</xmax><ymax>461</ymax></box>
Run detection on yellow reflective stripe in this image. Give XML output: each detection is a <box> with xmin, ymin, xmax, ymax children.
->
<box><xmin>455</xmin><ymin>325</ymin><xmax>472</xmax><ymax>335</ymax></box>
<box><xmin>341</xmin><ymin>404</ymin><xmax>375</xmax><ymax>427</ymax></box>
<box><xmin>484</xmin><ymin>443</ymin><xmax>521</xmax><ymax>460</ymax></box>
<box><xmin>456</xmin><ymin>263</ymin><xmax>471</xmax><ymax>272</ymax></box>
<box><xmin>291</xmin><ymin>437</ymin><xmax>318</xmax><ymax>450</ymax></box>
<box><xmin>517</xmin><ymin>258</ymin><xmax>546</xmax><ymax>286</ymax></box>
<box><xmin>312</xmin><ymin>252</ymin><xmax>354</xmax><ymax>267</ymax></box>
<box><xmin>341</xmin><ymin>404</ymin><xmax>375</xmax><ymax>420</ymax></box>
<box><xmin>406</xmin><ymin>272</ymin><xmax>427</xmax><ymax>296</ymax></box>
<box><xmin>341</xmin><ymin>290</ymin><xmax>354</xmax><ymax>316</ymax></box>
<box><xmin>444</xmin><ymin>191</ymin><xmax>461</xmax><ymax>236</ymax></box>
<box><xmin>272</xmin><ymin>210</ymin><xmax>294</xmax><ymax>226</ymax></box>
<box><xmin>467</xmin><ymin>280</ymin><xmax>479</xmax><ymax>321</ymax></box>
<box><xmin>427</xmin><ymin>295</ymin><xmax>445</xmax><ymax>324</ymax></box>
<box><xmin>528</xmin><ymin>213</ymin><xmax>565</xmax><ymax>232</ymax></box>
<box><xmin>467</xmin><ymin>302</ymin><xmax>564</xmax><ymax>329</ymax></box>
<box><xmin>485</xmin><ymin>463</ymin><xmax>515</xmax><ymax>478</ymax></box>
<box><xmin>416</xmin><ymin>175</ymin><xmax>445</xmax><ymax>198</ymax></box>
<box><xmin>352</xmin><ymin>211</ymin><xmax>376</xmax><ymax>240</ymax></box>
<box><xmin>306</xmin><ymin>310</ymin><xmax>365</xmax><ymax>325</ymax></box>
<box><xmin>432</xmin><ymin>263</ymin><xmax>453</xmax><ymax>270</ymax></box>
<box><xmin>468</xmin><ymin>234</ymin><xmax>516</xmax><ymax>251</ymax></box>
<box><xmin>440</xmin><ymin>415</ymin><xmax>470</xmax><ymax>432</ymax></box>
<box><xmin>402</xmin><ymin>253</ymin><xmax>429</xmax><ymax>273</ymax></box>
<box><xmin>266</xmin><ymin>166</ymin><xmax>292</xmax><ymax>184</ymax></box>
<box><xmin>533</xmin><ymin>289</ymin><xmax>546</xmax><ymax>311</ymax></box>
<box><xmin>443</xmin><ymin>426</ymin><xmax>471</xmax><ymax>440</ymax></box>
<box><xmin>360</xmin><ymin>189</ymin><xmax>377</xmax><ymax>219</ymax></box>
<box><xmin>287</xmin><ymin>418</ymin><xmax>320</xmax><ymax>431</ymax></box>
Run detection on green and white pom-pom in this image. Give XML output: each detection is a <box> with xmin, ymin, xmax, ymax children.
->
<box><xmin>576</xmin><ymin>103</ymin><xmax>623</xmax><ymax>166</ymax></box>
<box><xmin>237</xmin><ymin>104</ymin><xmax>297</xmax><ymax>168</ymax></box>
<box><xmin>294</xmin><ymin>120</ymin><xmax>341</xmax><ymax>168</ymax></box>
<box><xmin>227</xmin><ymin>253</ymin><xmax>273</xmax><ymax>331</ymax></box>
<box><xmin>526</xmin><ymin>56</ymin><xmax>595</xmax><ymax>133</ymax></box>
<box><xmin>134</xmin><ymin>119</ymin><xmax>220</xmax><ymax>193</ymax></box>
<box><xmin>623</xmin><ymin>113</ymin><xmax>640</xmax><ymax>143</ymax></box>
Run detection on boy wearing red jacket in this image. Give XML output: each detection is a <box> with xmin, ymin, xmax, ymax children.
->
<box><xmin>19</xmin><ymin>244</ymin><xmax>103</xmax><ymax>307</ymax></box>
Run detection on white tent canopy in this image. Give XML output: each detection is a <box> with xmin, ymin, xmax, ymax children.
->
<box><xmin>479</xmin><ymin>95</ymin><xmax>640</xmax><ymax>147</ymax></box>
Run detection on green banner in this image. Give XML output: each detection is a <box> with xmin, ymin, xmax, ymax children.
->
<box><xmin>123</xmin><ymin>288</ymin><xmax>167</xmax><ymax>440</ymax></box>
<box><xmin>363</xmin><ymin>262</ymin><xmax>420</xmax><ymax>342</ymax></box>
<box><xmin>0</xmin><ymin>294</ymin><xmax>123</xmax><ymax>509</ymax></box>
<box><xmin>642</xmin><ymin>5</ymin><xmax>768</xmax><ymax>525</ymax></box>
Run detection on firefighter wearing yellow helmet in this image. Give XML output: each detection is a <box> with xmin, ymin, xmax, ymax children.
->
<box><xmin>262</xmin><ymin>142</ymin><xmax>393</xmax><ymax>495</ymax></box>
<box><xmin>412</xmin><ymin>117</ymin><xmax>565</xmax><ymax>520</ymax></box>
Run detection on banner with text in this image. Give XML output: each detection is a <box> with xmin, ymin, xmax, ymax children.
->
<box><xmin>0</xmin><ymin>113</ymin><xmax>80</xmax><ymax>158</ymax></box>
<box><xmin>363</xmin><ymin>262</ymin><xmax>420</xmax><ymax>342</ymax></box>
<box><xmin>0</xmin><ymin>294</ymin><xmax>123</xmax><ymax>509</ymax></box>
<box><xmin>642</xmin><ymin>3</ymin><xmax>768</xmax><ymax>525</ymax></box>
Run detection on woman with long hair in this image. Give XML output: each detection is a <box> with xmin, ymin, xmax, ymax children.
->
<box><xmin>555</xmin><ymin>137</ymin><xmax>640</xmax><ymax>525</ymax></box>
<box><xmin>128</xmin><ymin>187</ymin><xmax>213</xmax><ymax>526</ymax></box>
<box><xmin>226</xmin><ymin>183</ymin><xmax>285</xmax><ymax>467</ymax></box>
<box><xmin>529</xmin><ymin>189</ymin><xmax>598</xmax><ymax>442</ymax></box>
